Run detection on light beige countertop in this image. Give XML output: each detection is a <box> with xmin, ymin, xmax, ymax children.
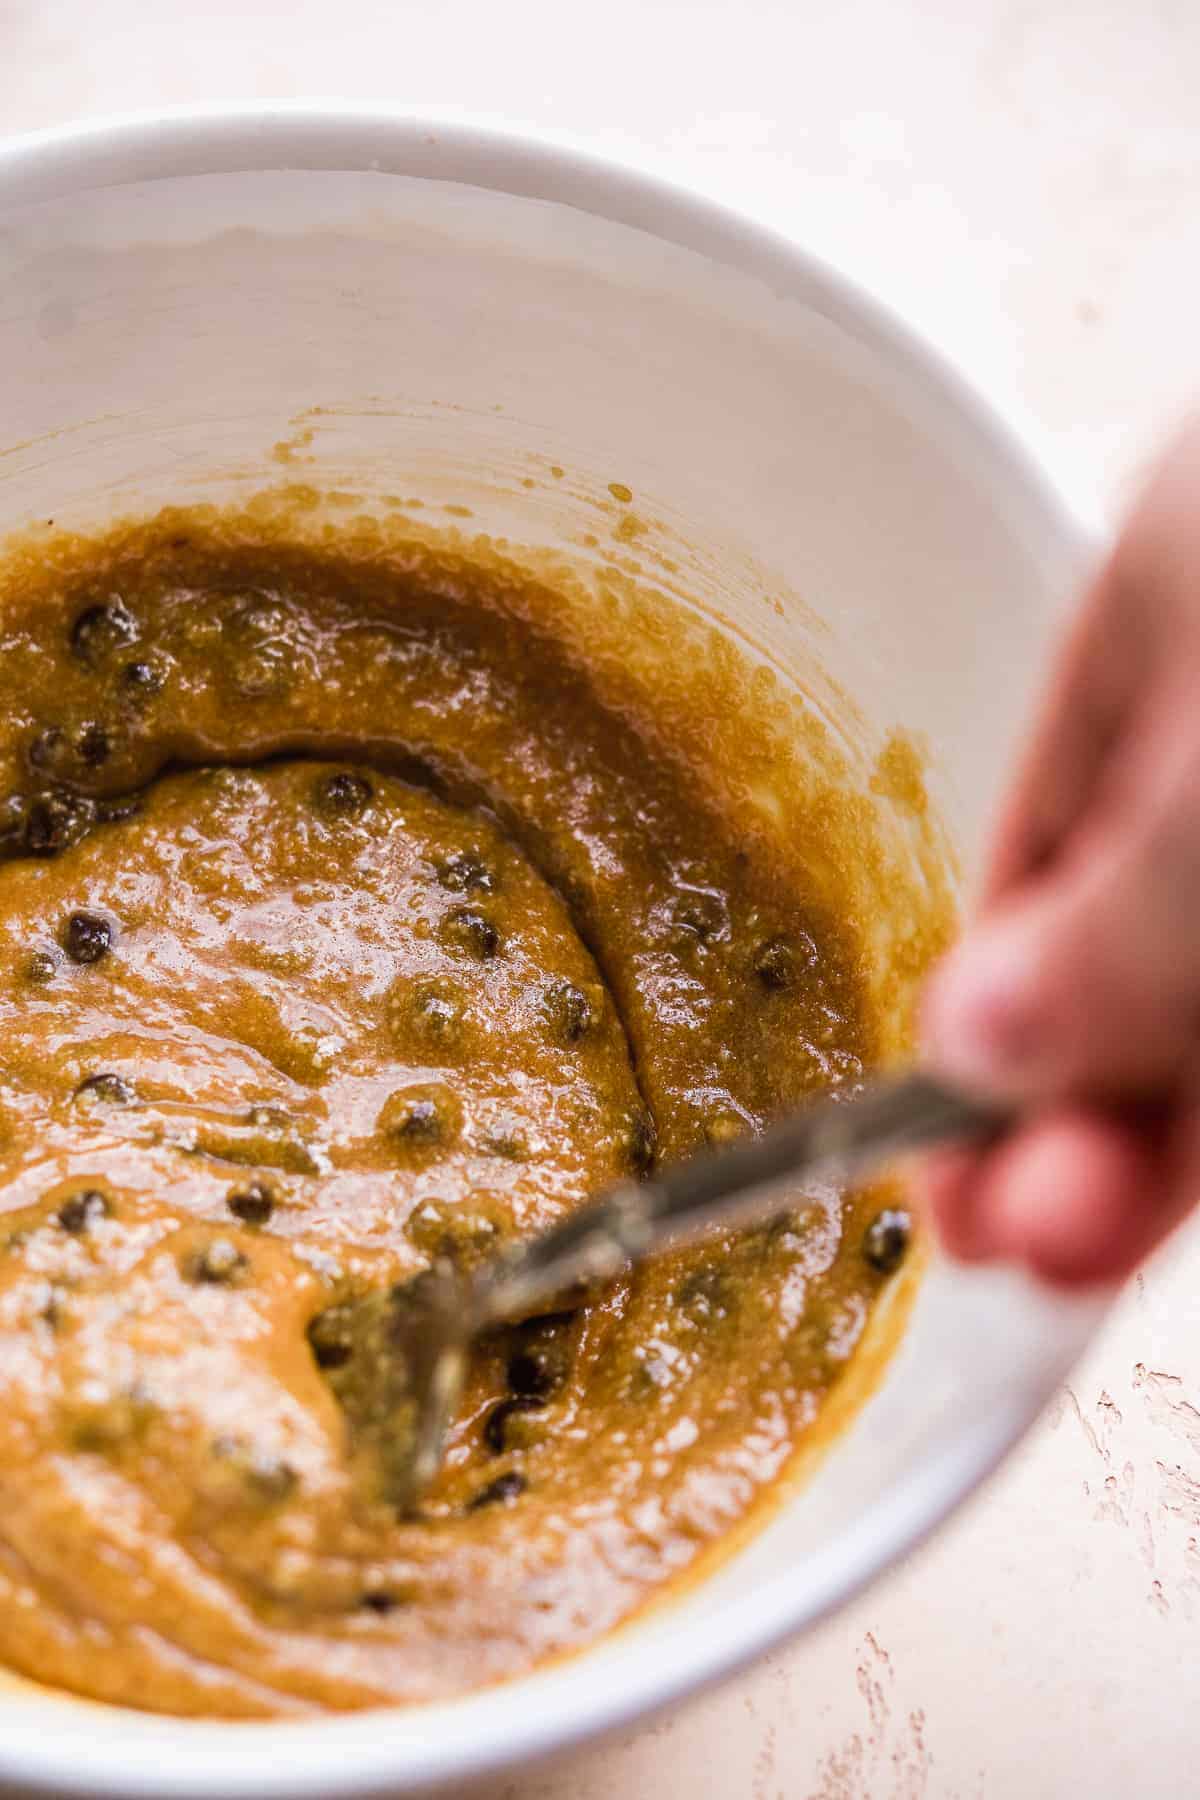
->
<box><xmin>2</xmin><ymin>4</ymin><xmax>1199</xmax><ymax>1794</ymax></box>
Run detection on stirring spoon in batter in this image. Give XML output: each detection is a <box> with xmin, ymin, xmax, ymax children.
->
<box><xmin>363</xmin><ymin>1073</ymin><xmax>1007</xmax><ymax>1511</ymax></box>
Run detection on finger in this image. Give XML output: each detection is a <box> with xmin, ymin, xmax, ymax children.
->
<box><xmin>986</xmin><ymin>414</ymin><xmax>1200</xmax><ymax>901</ymax></box>
<box><xmin>925</xmin><ymin>680</ymin><xmax>1200</xmax><ymax>1100</ymax></box>
<box><xmin>983</xmin><ymin>557</ymin><xmax>1137</xmax><ymax>900</ymax></box>
<box><xmin>970</xmin><ymin>1107</ymin><xmax>1162</xmax><ymax>1287</ymax></box>
<box><xmin>921</xmin><ymin>1144</ymin><xmax>992</xmax><ymax>1262</ymax></box>
<box><xmin>925</xmin><ymin>1104</ymin><xmax>1197</xmax><ymax>1286</ymax></box>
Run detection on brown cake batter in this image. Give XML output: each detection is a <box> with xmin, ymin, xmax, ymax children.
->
<box><xmin>0</xmin><ymin>503</ymin><xmax>936</xmax><ymax>1717</ymax></box>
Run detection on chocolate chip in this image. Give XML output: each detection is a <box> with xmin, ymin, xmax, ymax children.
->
<box><xmin>315</xmin><ymin>770</ymin><xmax>373</xmax><ymax>818</ymax></box>
<box><xmin>361</xmin><ymin>1591</ymin><xmax>398</xmax><ymax>1614</ymax></box>
<box><xmin>25</xmin><ymin>790</ymin><xmax>93</xmax><ymax>856</ymax></box>
<box><xmin>76</xmin><ymin>723</ymin><xmax>111</xmax><ymax>768</ymax></box>
<box><xmin>69</xmin><ymin>1384</ymin><xmax>155</xmax><ymax>1451</ymax></box>
<box><xmin>863</xmin><ymin>1208</ymin><xmax>911</xmax><ymax>1274</ymax></box>
<box><xmin>74</xmin><ymin>1071</ymin><xmax>135</xmax><ymax>1106</ymax></box>
<box><xmin>466</xmin><ymin>1470</ymin><xmax>527</xmax><ymax>1511</ymax></box>
<box><xmin>186</xmin><ymin>1238</ymin><xmax>250</xmax><ymax>1286</ymax></box>
<box><xmin>57</xmin><ymin>1189</ymin><xmax>110</xmax><ymax>1234</ymax></box>
<box><xmin>442</xmin><ymin>907</ymin><xmax>501</xmax><ymax>959</ymax></box>
<box><xmin>27</xmin><ymin>722</ymin><xmax>111</xmax><ymax>778</ymax></box>
<box><xmin>122</xmin><ymin>660</ymin><xmax>164</xmax><ymax>696</ymax></box>
<box><xmin>484</xmin><ymin>1115</ymin><xmax>527</xmax><ymax>1161</ymax></box>
<box><xmin>63</xmin><ymin>911</ymin><xmax>112</xmax><ymax>965</ymax></box>
<box><xmin>507</xmin><ymin>1345</ymin><xmax>564</xmax><ymax>1401</ymax></box>
<box><xmin>70</xmin><ymin>600</ymin><xmax>139</xmax><ymax>667</ymax></box>
<box><xmin>505</xmin><ymin>1312</ymin><xmax>575</xmax><ymax>1399</ymax></box>
<box><xmin>483</xmin><ymin>1395</ymin><xmax>544</xmax><ymax>1454</ymax></box>
<box><xmin>436</xmin><ymin>850</ymin><xmax>495</xmax><ymax>894</ymax></box>
<box><xmin>675</xmin><ymin>1264</ymin><xmax>733</xmax><ymax>1324</ymax></box>
<box><xmin>408</xmin><ymin>983</ymin><xmax>463</xmax><ymax>1048</ymax></box>
<box><xmin>227</xmin><ymin>1180</ymin><xmax>275</xmax><ymax>1227</ymax></box>
<box><xmin>671</xmin><ymin>888</ymin><xmax>729</xmax><ymax>944</ymax></box>
<box><xmin>408</xmin><ymin>1202</ymin><xmax>500</xmax><ymax>1269</ymax></box>
<box><xmin>379</xmin><ymin>1085</ymin><xmax>458</xmax><ymax>1152</ymax></box>
<box><xmin>307</xmin><ymin>1304</ymin><xmax>355</xmax><ymax>1370</ymax></box>
<box><xmin>394</xmin><ymin>1097</ymin><xmax>442</xmax><ymax>1141</ymax></box>
<box><xmin>755</xmin><ymin>930</ymin><xmax>820</xmax><ymax>991</ymax></box>
<box><xmin>252</xmin><ymin>1459</ymin><xmax>298</xmax><ymax>1502</ymax></box>
<box><xmin>753</xmin><ymin>937</ymin><xmax>796</xmax><ymax>990</ymax></box>
<box><xmin>543</xmin><ymin>978</ymin><xmax>597</xmax><ymax>1044</ymax></box>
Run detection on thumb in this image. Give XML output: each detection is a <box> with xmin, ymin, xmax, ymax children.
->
<box><xmin>924</xmin><ymin>743</ymin><xmax>1200</xmax><ymax>1102</ymax></box>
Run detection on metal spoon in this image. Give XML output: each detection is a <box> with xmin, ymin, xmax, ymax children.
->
<box><xmin>341</xmin><ymin>1072</ymin><xmax>1005</xmax><ymax>1512</ymax></box>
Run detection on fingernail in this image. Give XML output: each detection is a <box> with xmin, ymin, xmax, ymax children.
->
<box><xmin>922</xmin><ymin>935</ymin><xmax>1043</xmax><ymax>1096</ymax></box>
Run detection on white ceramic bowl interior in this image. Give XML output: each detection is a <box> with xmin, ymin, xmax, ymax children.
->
<box><xmin>0</xmin><ymin>109</ymin><xmax>1102</xmax><ymax>1800</ymax></box>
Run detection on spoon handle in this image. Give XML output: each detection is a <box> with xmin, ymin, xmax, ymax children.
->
<box><xmin>475</xmin><ymin>1074</ymin><xmax>1007</xmax><ymax>1329</ymax></box>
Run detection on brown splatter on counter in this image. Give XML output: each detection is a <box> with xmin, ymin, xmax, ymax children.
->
<box><xmin>0</xmin><ymin>495</ymin><xmax>953</xmax><ymax>1717</ymax></box>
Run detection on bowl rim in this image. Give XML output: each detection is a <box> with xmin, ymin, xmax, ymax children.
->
<box><xmin>0</xmin><ymin>103</ymin><xmax>1102</xmax><ymax>1799</ymax></box>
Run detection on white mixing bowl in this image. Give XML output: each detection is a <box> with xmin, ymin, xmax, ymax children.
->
<box><xmin>0</xmin><ymin>106</ymin><xmax>1101</xmax><ymax>1799</ymax></box>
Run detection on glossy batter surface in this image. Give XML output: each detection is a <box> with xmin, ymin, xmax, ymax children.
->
<box><xmin>0</xmin><ymin>510</ymin><xmax>921</xmax><ymax>1715</ymax></box>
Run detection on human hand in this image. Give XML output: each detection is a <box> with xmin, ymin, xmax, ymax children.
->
<box><xmin>922</xmin><ymin>422</ymin><xmax>1200</xmax><ymax>1285</ymax></box>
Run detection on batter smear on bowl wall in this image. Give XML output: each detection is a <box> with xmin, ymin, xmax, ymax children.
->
<box><xmin>0</xmin><ymin>496</ymin><xmax>952</xmax><ymax>1715</ymax></box>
